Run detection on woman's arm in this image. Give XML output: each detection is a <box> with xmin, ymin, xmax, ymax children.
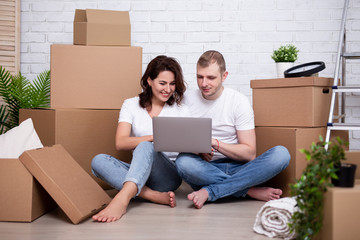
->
<box><xmin>212</xmin><ymin>129</ymin><xmax>256</xmax><ymax>162</ymax></box>
<box><xmin>115</xmin><ymin>122</ymin><xmax>153</xmax><ymax>151</ymax></box>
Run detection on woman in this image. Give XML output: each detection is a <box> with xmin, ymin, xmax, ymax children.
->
<box><xmin>91</xmin><ymin>55</ymin><xmax>189</xmax><ymax>222</ymax></box>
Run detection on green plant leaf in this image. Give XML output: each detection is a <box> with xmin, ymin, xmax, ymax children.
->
<box><xmin>0</xmin><ymin>104</ymin><xmax>10</xmax><ymax>134</ymax></box>
<box><xmin>271</xmin><ymin>44</ymin><xmax>299</xmax><ymax>62</ymax></box>
<box><xmin>0</xmin><ymin>66</ymin><xmax>50</xmax><ymax>133</ymax></box>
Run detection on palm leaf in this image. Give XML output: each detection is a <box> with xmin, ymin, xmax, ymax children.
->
<box><xmin>0</xmin><ymin>66</ymin><xmax>13</xmax><ymax>106</ymax></box>
<box><xmin>0</xmin><ymin>66</ymin><xmax>51</xmax><ymax>132</ymax></box>
<box><xmin>0</xmin><ymin>104</ymin><xmax>10</xmax><ymax>134</ymax></box>
<box><xmin>28</xmin><ymin>70</ymin><xmax>51</xmax><ymax>108</ymax></box>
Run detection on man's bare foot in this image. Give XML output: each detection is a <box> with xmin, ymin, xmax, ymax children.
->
<box><xmin>247</xmin><ymin>187</ymin><xmax>282</xmax><ymax>201</ymax></box>
<box><xmin>92</xmin><ymin>195</ymin><xmax>128</xmax><ymax>223</ymax></box>
<box><xmin>187</xmin><ymin>188</ymin><xmax>209</xmax><ymax>209</ymax></box>
<box><xmin>140</xmin><ymin>187</ymin><xmax>177</xmax><ymax>208</ymax></box>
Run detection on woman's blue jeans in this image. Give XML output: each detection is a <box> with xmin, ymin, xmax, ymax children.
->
<box><xmin>175</xmin><ymin>145</ymin><xmax>290</xmax><ymax>201</ymax></box>
<box><xmin>91</xmin><ymin>141</ymin><xmax>182</xmax><ymax>196</ymax></box>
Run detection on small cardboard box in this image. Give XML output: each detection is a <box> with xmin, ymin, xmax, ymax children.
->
<box><xmin>19</xmin><ymin>145</ymin><xmax>112</xmax><ymax>224</ymax></box>
<box><xmin>74</xmin><ymin>9</ymin><xmax>130</xmax><ymax>46</ymax></box>
<box><xmin>19</xmin><ymin>108</ymin><xmax>132</xmax><ymax>189</ymax></box>
<box><xmin>50</xmin><ymin>44</ymin><xmax>142</xmax><ymax>109</ymax></box>
<box><xmin>319</xmin><ymin>180</ymin><xmax>360</xmax><ymax>240</ymax></box>
<box><xmin>255</xmin><ymin>127</ymin><xmax>348</xmax><ymax>196</ymax></box>
<box><xmin>0</xmin><ymin>158</ymin><xmax>56</xmax><ymax>222</ymax></box>
<box><xmin>251</xmin><ymin>77</ymin><xmax>333</xmax><ymax>127</ymax></box>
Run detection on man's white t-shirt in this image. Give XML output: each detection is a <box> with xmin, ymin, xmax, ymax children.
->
<box><xmin>118</xmin><ymin>96</ymin><xmax>190</xmax><ymax>160</ymax></box>
<box><xmin>184</xmin><ymin>88</ymin><xmax>255</xmax><ymax>160</ymax></box>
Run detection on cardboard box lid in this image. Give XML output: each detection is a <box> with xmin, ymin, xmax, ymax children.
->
<box><xmin>19</xmin><ymin>145</ymin><xmax>111</xmax><ymax>224</ymax></box>
<box><xmin>250</xmin><ymin>77</ymin><xmax>334</xmax><ymax>89</ymax></box>
<box><xmin>74</xmin><ymin>9</ymin><xmax>130</xmax><ymax>25</ymax></box>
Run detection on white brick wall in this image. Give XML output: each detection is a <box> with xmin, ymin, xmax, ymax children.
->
<box><xmin>20</xmin><ymin>0</ymin><xmax>360</xmax><ymax>150</ymax></box>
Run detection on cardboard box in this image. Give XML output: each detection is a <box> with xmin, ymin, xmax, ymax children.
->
<box><xmin>19</xmin><ymin>145</ymin><xmax>111</xmax><ymax>224</ymax></box>
<box><xmin>251</xmin><ymin>77</ymin><xmax>333</xmax><ymax>127</ymax></box>
<box><xmin>50</xmin><ymin>44</ymin><xmax>142</xmax><ymax>109</ymax></box>
<box><xmin>319</xmin><ymin>180</ymin><xmax>360</xmax><ymax>240</ymax></box>
<box><xmin>74</xmin><ymin>9</ymin><xmax>130</xmax><ymax>46</ymax></box>
<box><xmin>0</xmin><ymin>158</ymin><xmax>56</xmax><ymax>222</ymax></box>
<box><xmin>255</xmin><ymin>127</ymin><xmax>348</xmax><ymax>196</ymax></box>
<box><xmin>344</xmin><ymin>151</ymin><xmax>360</xmax><ymax>179</ymax></box>
<box><xmin>19</xmin><ymin>108</ymin><xmax>133</xmax><ymax>189</ymax></box>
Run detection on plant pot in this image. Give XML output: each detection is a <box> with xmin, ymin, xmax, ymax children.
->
<box><xmin>276</xmin><ymin>62</ymin><xmax>294</xmax><ymax>78</ymax></box>
<box><xmin>332</xmin><ymin>163</ymin><xmax>357</xmax><ymax>188</ymax></box>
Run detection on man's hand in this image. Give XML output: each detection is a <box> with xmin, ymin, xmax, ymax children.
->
<box><xmin>199</xmin><ymin>151</ymin><xmax>214</xmax><ymax>162</ymax></box>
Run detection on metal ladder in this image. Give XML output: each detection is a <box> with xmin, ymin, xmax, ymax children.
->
<box><xmin>325</xmin><ymin>0</ymin><xmax>360</xmax><ymax>150</ymax></box>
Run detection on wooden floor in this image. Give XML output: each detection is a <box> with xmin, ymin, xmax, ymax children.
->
<box><xmin>0</xmin><ymin>183</ymin><xmax>270</xmax><ymax>240</ymax></box>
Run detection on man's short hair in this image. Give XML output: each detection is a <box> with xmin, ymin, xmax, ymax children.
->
<box><xmin>197</xmin><ymin>50</ymin><xmax>226</xmax><ymax>74</ymax></box>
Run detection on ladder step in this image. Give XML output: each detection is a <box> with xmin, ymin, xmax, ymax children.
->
<box><xmin>342</xmin><ymin>52</ymin><xmax>360</xmax><ymax>59</ymax></box>
<box><xmin>332</xmin><ymin>86</ymin><xmax>360</xmax><ymax>92</ymax></box>
<box><xmin>327</xmin><ymin>123</ymin><xmax>360</xmax><ymax>130</ymax></box>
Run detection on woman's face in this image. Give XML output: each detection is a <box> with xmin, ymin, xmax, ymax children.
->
<box><xmin>148</xmin><ymin>71</ymin><xmax>176</xmax><ymax>104</ymax></box>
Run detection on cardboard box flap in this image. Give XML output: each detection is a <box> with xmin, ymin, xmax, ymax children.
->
<box><xmin>250</xmin><ymin>77</ymin><xmax>334</xmax><ymax>89</ymax></box>
<box><xmin>19</xmin><ymin>145</ymin><xmax>111</xmax><ymax>224</ymax></box>
<box><xmin>75</xmin><ymin>9</ymin><xmax>130</xmax><ymax>25</ymax></box>
<box><xmin>74</xmin><ymin>9</ymin><xmax>87</xmax><ymax>22</ymax></box>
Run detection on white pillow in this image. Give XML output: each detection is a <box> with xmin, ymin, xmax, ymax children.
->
<box><xmin>0</xmin><ymin>118</ymin><xmax>43</xmax><ymax>158</ymax></box>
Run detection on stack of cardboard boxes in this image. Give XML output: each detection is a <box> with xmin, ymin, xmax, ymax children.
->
<box><xmin>20</xmin><ymin>9</ymin><xmax>142</xmax><ymax>189</ymax></box>
<box><xmin>1</xmin><ymin>9</ymin><xmax>142</xmax><ymax>223</ymax></box>
<box><xmin>251</xmin><ymin>76</ymin><xmax>349</xmax><ymax>196</ymax></box>
<box><xmin>252</xmin><ymin>76</ymin><xmax>360</xmax><ymax>239</ymax></box>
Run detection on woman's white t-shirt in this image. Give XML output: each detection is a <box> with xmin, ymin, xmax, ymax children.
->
<box><xmin>118</xmin><ymin>96</ymin><xmax>190</xmax><ymax>160</ymax></box>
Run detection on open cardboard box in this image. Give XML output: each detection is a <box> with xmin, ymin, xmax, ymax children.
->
<box><xmin>19</xmin><ymin>145</ymin><xmax>111</xmax><ymax>224</ymax></box>
<box><xmin>0</xmin><ymin>158</ymin><xmax>56</xmax><ymax>222</ymax></box>
<box><xmin>19</xmin><ymin>109</ymin><xmax>132</xmax><ymax>189</ymax></box>
<box><xmin>74</xmin><ymin>9</ymin><xmax>130</xmax><ymax>46</ymax></box>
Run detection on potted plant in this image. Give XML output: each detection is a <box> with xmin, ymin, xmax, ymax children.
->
<box><xmin>0</xmin><ymin>66</ymin><xmax>50</xmax><ymax>134</ymax></box>
<box><xmin>289</xmin><ymin>136</ymin><xmax>349</xmax><ymax>240</ymax></box>
<box><xmin>271</xmin><ymin>44</ymin><xmax>299</xmax><ymax>78</ymax></box>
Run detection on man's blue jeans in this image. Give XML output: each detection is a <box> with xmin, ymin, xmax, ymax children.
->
<box><xmin>175</xmin><ymin>145</ymin><xmax>290</xmax><ymax>201</ymax></box>
<box><xmin>91</xmin><ymin>141</ymin><xmax>182</xmax><ymax>196</ymax></box>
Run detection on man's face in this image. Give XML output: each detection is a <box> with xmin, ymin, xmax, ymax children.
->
<box><xmin>196</xmin><ymin>62</ymin><xmax>227</xmax><ymax>100</ymax></box>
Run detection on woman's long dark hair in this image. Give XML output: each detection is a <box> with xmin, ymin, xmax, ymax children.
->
<box><xmin>139</xmin><ymin>55</ymin><xmax>186</xmax><ymax>109</ymax></box>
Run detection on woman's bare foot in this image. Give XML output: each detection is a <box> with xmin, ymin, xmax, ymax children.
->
<box><xmin>247</xmin><ymin>187</ymin><xmax>282</xmax><ymax>201</ymax></box>
<box><xmin>140</xmin><ymin>188</ymin><xmax>177</xmax><ymax>208</ymax></box>
<box><xmin>187</xmin><ymin>188</ymin><xmax>209</xmax><ymax>209</ymax></box>
<box><xmin>92</xmin><ymin>181</ymin><xmax>137</xmax><ymax>223</ymax></box>
<box><xmin>92</xmin><ymin>194</ymin><xmax>129</xmax><ymax>223</ymax></box>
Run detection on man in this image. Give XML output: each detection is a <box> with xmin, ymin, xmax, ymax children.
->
<box><xmin>176</xmin><ymin>50</ymin><xmax>290</xmax><ymax>209</ymax></box>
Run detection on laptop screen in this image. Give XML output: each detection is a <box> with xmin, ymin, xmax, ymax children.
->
<box><xmin>152</xmin><ymin>116</ymin><xmax>212</xmax><ymax>153</ymax></box>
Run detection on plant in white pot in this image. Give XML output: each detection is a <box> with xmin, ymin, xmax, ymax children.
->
<box><xmin>271</xmin><ymin>44</ymin><xmax>299</xmax><ymax>78</ymax></box>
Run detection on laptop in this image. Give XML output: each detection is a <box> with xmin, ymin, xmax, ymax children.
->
<box><xmin>152</xmin><ymin>116</ymin><xmax>212</xmax><ymax>153</ymax></box>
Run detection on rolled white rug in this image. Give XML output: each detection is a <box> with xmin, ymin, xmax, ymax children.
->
<box><xmin>253</xmin><ymin>197</ymin><xmax>297</xmax><ymax>239</ymax></box>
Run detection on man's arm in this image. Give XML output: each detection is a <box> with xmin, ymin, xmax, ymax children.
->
<box><xmin>212</xmin><ymin>129</ymin><xmax>256</xmax><ymax>162</ymax></box>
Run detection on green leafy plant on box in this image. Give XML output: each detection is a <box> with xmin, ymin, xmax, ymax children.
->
<box><xmin>289</xmin><ymin>136</ymin><xmax>347</xmax><ymax>240</ymax></box>
<box><xmin>271</xmin><ymin>44</ymin><xmax>299</xmax><ymax>62</ymax></box>
<box><xmin>0</xmin><ymin>66</ymin><xmax>50</xmax><ymax>134</ymax></box>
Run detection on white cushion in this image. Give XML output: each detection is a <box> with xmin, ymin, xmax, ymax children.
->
<box><xmin>0</xmin><ymin>118</ymin><xmax>43</xmax><ymax>158</ymax></box>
